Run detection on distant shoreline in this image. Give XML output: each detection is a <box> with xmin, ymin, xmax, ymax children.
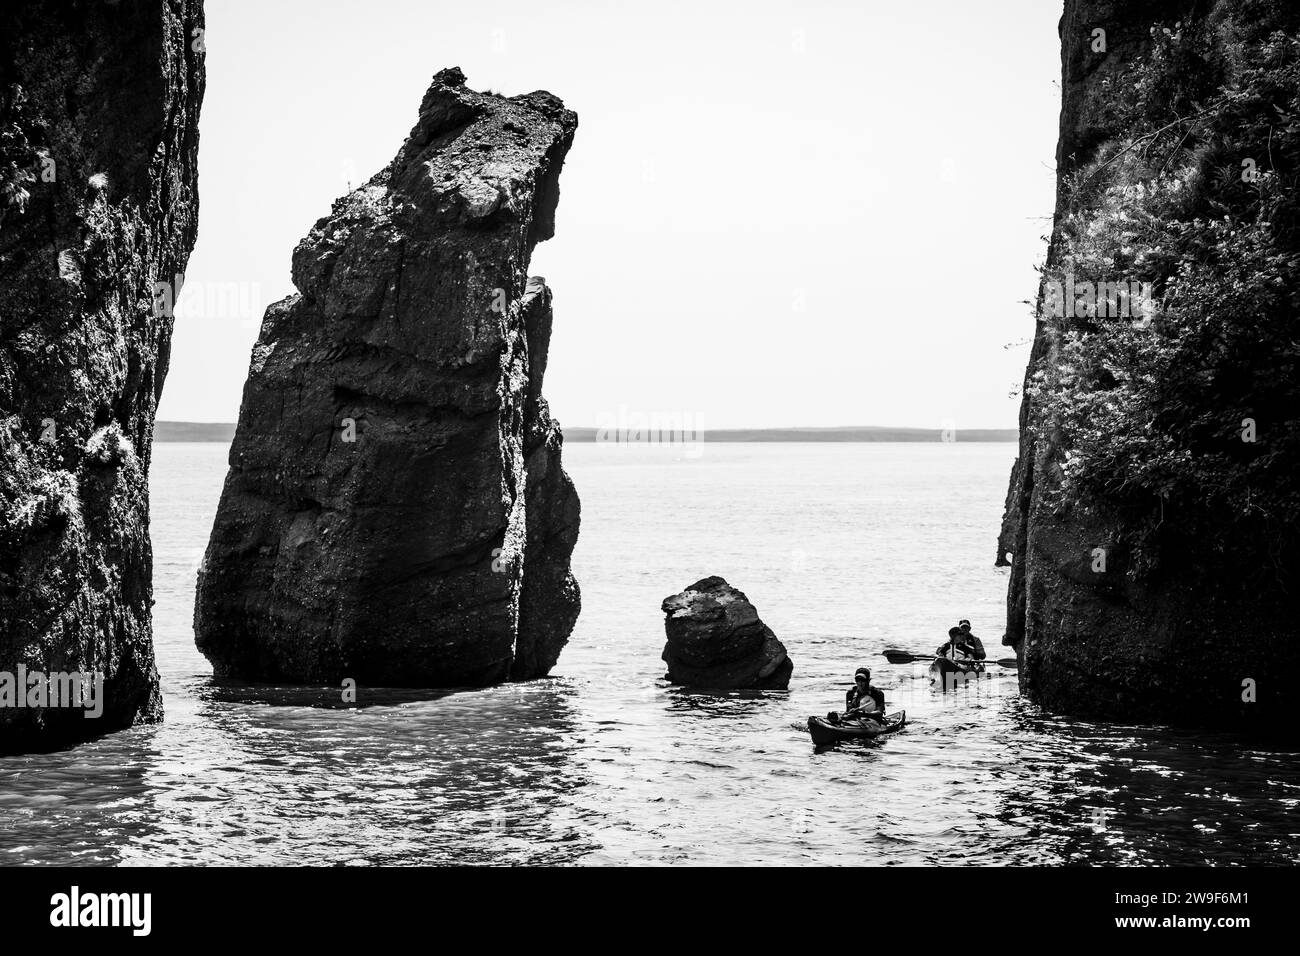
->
<box><xmin>564</xmin><ymin>426</ymin><xmax>1018</xmax><ymax>443</ymax></box>
<box><xmin>156</xmin><ymin>422</ymin><xmax>237</xmax><ymax>442</ymax></box>
<box><xmin>156</xmin><ymin>422</ymin><xmax>1018</xmax><ymax>443</ymax></box>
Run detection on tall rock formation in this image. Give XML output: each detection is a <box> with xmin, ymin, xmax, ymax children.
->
<box><xmin>195</xmin><ymin>68</ymin><xmax>580</xmax><ymax>686</ymax></box>
<box><xmin>1000</xmin><ymin>0</ymin><xmax>1300</xmax><ymax>730</ymax></box>
<box><xmin>0</xmin><ymin>1</ymin><xmax>205</xmax><ymax>753</ymax></box>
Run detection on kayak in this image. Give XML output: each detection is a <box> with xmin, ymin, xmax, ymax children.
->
<box><xmin>929</xmin><ymin>657</ymin><xmax>985</xmax><ymax>687</ymax></box>
<box><xmin>807</xmin><ymin>710</ymin><xmax>907</xmax><ymax>745</ymax></box>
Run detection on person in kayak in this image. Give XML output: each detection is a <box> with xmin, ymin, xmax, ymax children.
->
<box><xmin>936</xmin><ymin>625</ymin><xmax>986</xmax><ymax>661</ymax></box>
<box><xmin>958</xmin><ymin>619</ymin><xmax>986</xmax><ymax>659</ymax></box>
<box><xmin>844</xmin><ymin>667</ymin><xmax>886</xmax><ymax>725</ymax></box>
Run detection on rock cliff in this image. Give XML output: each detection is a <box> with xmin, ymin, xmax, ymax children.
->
<box><xmin>195</xmin><ymin>68</ymin><xmax>580</xmax><ymax>686</ymax></box>
<box><xmin>1000</xmin><ymin>0</ymin><xmax>1300</xmax><ymax>729</ymax></box>
<box><xmin>0</xmin><ymin>1</ymin><xmax>205</xmax><ymax>752</ymax></box>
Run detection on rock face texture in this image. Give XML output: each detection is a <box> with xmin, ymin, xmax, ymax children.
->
<box><xmin>0</xmin><ymin>1</ymin><xmax>204</xmax><ymax>753</ymax></box>
<box><xmin>195</xmin><ymin>69</ymin><xmax>579</xmax><ymax>686</ymax></box>
<box><xmin>661</xmin><ymin>577</ymin><xmax>792</xmax><ymax>689</ymax></box>
<box><xmin>1000</xmin><ymin>0</ymin><xmax>1300</xmax><ymax>729</ymax></box>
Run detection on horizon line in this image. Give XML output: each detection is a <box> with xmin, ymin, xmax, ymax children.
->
<box><xmin>155</xmin><ymin>421</ymin><xmax>1020</xmax><ymax>442</ymax></box>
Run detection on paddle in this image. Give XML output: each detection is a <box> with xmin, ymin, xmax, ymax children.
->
<box><xmin>882</xmin><ymin>649</ymin><xmax>1019</xmax><ymax>668</ymax></box>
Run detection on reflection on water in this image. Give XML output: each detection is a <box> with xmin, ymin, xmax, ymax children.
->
<box><xmin>995</xmin><ymin>704</ymin><xmax>1300</xmax><ymax>866</ymax></box>
<box><xmin>1</xmin><ymin>443</ymin><xmax>1297</xmax><ymax>866</ymax></box>
<box><xmin>1</xmin><ymin>679</ymin><xmax>594</xmax><ymax>866</ymax></box>
<box><xmin>200</xmin><ymin>680</ymin><xmax>466</xmax><ymax>709</ymax></box>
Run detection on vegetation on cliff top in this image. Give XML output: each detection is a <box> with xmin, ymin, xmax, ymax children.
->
<box><xmin>1031</xmin><ymin>0</ymin><xmax>1300</xmax><ymax>572</ymax></box>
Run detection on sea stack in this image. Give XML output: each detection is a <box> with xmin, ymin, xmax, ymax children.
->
<box><xmin>999</xmin><ymin>0</ymin><xmax>1300</xmax><ymax>729</ymax></box>
<box><xmin>661</xmin><ymin>577</ymin><xmax>793</xmax><ymax>689</ymax></box>
<box><xmin>0</xmin><ymin>1</ymin><xmax>205</xmax><ymax>752</ymax></box>
<box><xmin>195</xmin><ymin>68</ymin><xmax>580</xmax><ymax>686</ymax></box>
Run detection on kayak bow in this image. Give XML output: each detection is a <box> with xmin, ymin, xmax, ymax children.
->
<box><xmin>807</xmin><ymin>710</ymin><xmax>907</xmax><ymax>745</ymax></box>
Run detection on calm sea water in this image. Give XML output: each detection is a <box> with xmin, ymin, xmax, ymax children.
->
<box><xmin>2</xmin><ymin>442</ymin><xmax>1297</xmax><ymax>865</ymax></box>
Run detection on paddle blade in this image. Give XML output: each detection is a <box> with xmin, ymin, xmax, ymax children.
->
<box><xmin>995</xmin><ymin>657</ymin><xmax>1019</xmax><ymax>668</ymax></box>
<box><xmin>882</xmin><ymin>649</ymin><xmax>917</xmax><ymax>664</ymax></box>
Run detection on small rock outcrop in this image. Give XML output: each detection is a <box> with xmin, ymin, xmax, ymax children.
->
<box><xmin>0</xmin><ymin>1</ymin><xmax>205</xmax><ymax>753</ymax></box>
<box><xmin>194</xmin><ymin>68</ymin><xmax>580</xmax><ymax>686</ymax></box>
<box><xmin>661</xmin><ymin>577</ymin><xmax>792</xmax><ymax>689</ymax></box>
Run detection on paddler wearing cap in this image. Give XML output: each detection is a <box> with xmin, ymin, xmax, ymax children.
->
<box><xmin>843</xmin><ymin>667</ymin><xmax>887</xmax><ymax>727</ymax></box>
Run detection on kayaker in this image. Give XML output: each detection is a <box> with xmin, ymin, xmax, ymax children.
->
<box><xmin>936</xmin><ymin>625</ymin><xmax>986</xmax><ymax>661</ymax></box>
<box><xmin>958</xmin><ymin>619</ymin><xmax>987</xmax><ymax>660</ymax></box>
<box><xmin>844</xmin><ymin>667</ymin><xmax>886</xmax><ymax>724</ymax></box>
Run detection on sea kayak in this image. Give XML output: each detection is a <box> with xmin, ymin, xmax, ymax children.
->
<box><xmin>807</xmin><ymin>710</ymin><xmax>907</xmax><ymax>745</ymax></box>
<box><xmin>929</xmin><ymin>657</ymin><xmax>985</xmax><ymax>688</ymax></box>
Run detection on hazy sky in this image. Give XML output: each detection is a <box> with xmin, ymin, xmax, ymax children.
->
<box><xmin>158</xmin><ymin>0</ymin><xmax>1062</xmax><ymax>429</ymax></box>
